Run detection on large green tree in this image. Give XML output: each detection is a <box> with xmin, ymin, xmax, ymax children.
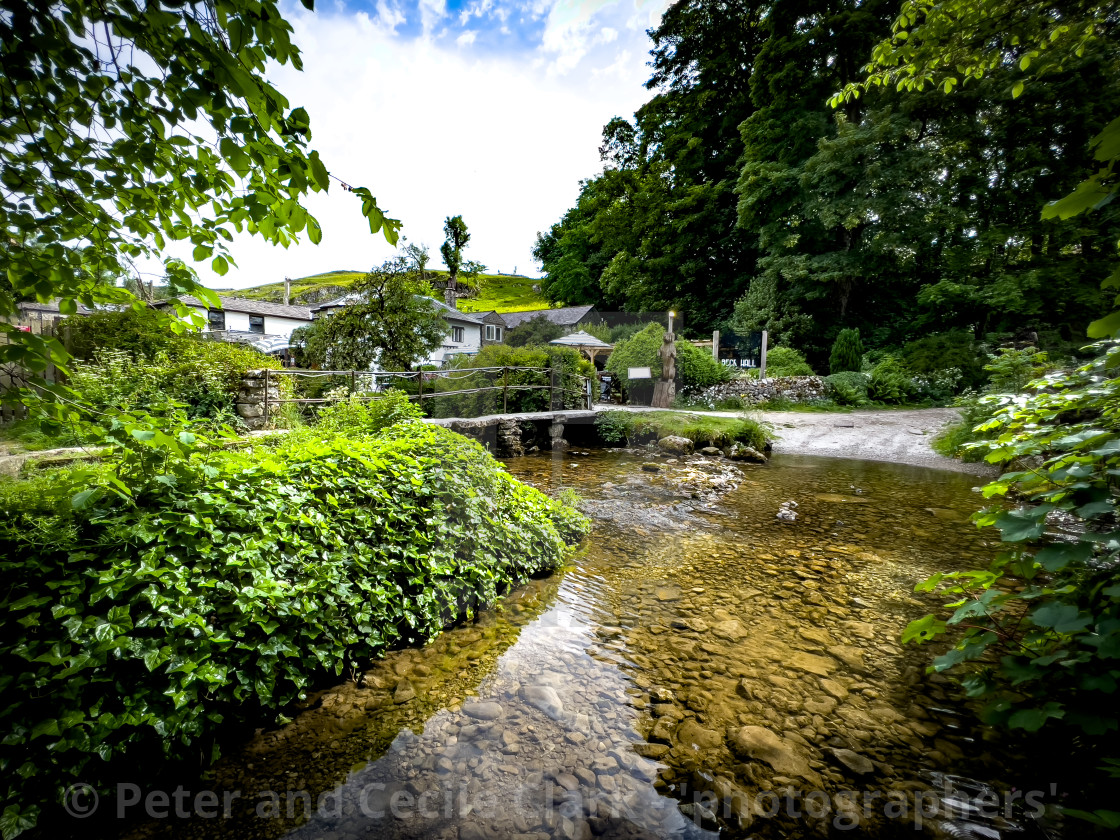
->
<box><xmin>534</xmin><ymin>0</ymin><xmax>770</xmax><ymax>329</ymax></box>
<box><xmin>1</xmin><ymin>0</ymin><xmax>398</xmax><ymax>386</ymax></box>
<box><xmin>291</xmin><ymin>258</ymin><xmax>446</xmax><ymax>371</ymax></box>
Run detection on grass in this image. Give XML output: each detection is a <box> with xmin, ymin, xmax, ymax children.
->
<box><xmin>598</xmin><ymin>410</ymin><xmax>770</xmax><ymax>450</ymax></box>
<box><xmin>224</xmin><ymin>269</ymin><xmax>551</xmax><ymax>314</ymax></box>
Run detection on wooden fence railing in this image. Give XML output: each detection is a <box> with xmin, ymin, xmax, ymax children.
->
<box><xmin>262</xmin><ymin>366</ymin><xmax>594</xmax><ymax>416</ymax></box>
<box><xmin>0</xmin><ymin>316</ymin><xmax>68</xmax><ymax>423</ymax></box>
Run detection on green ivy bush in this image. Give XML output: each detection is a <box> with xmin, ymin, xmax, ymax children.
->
<box><xmin>904</xmin><ymin>340</ymin><xmax>1120</xmax><ymax>827</ymax></box>
<box><xmin>66</xmin><ymin>306</ymin><xmax>182</xmax><ymax>361</ymax></box>
<box><xmin>0</xmin><ymin>422</ymin><xmax>588</xmax><ymax>835</ymax></box>
<box><xmin>763</xmin><ymin>346</ymin><xmax>814</xmax><ymax>378</ymax></box>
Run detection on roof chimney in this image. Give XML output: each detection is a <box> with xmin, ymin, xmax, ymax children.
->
<box><xmin>283</xmin><ymin>277</ymin><xmax>291</xmax><ymax>306</ymax></box>
<box><xmin>444</xmin><ymin>283</ymin><xmax>457</xmax><ymax>310</ymax></box>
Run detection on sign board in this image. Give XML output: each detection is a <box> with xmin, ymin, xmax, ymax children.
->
<box><xmin>628</xmin><ymin>366</ymin><xmax>652</xmax><ymax>379</ymax></box>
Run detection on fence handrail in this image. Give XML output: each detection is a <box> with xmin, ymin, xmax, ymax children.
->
<box><xmin>263</xmin><ymin>364</ymin><xmax>593</xmax><ymax>414</ymax></box>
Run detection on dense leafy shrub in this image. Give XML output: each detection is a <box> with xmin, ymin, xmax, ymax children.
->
<box><xmin>315</xmin><ymin>389</ymin><xmax>423</xmax><ymax>435</ymax></box>
<box><xmin>504</xmin><ymin>314</ymin><xmax>566</xmax><ymax>347</ymax></box>
<box><xmin>905</xmin><ymin>341</ymin><xmax>1120</xmax><ymax>823</ymax></box>
<box><xmin>69</xmin><ymin>339</ymin><xmax>283</xmax><ymax>425</ymax></box>
<box><xmin>66</xmin><ymin>306</ymin><xmax>181</xmax><ymax>361</ymax></box>
<box><xmin>606</xmin><ymin>324</ymin><xmax>729</xmax><ymax>403</ymax></box>
<box><xmin>825</xmin><ymin>371</ymin><xmax>871</xmax><ymax>406</ymax></box>
<box><xmin>984</xmin><ymin>346</ymin><xmax>1054</xmax><ymax>393</ymax></box>
<box><xmin>763</xmin><ymin>346</ymin><xmax>814</xmax><ymax>377</ymax></box>
<box><xmin>0</xmin><ymin>423</ymin><xmax>588</xmax><ymax>833</ymax></box>
<box><xmin>867</xmin><ymin>356</ymin><xmax>917</xmax><ymax>403</ymax></box>
<box><xmin>901</xmin><ymin>331</ymin><xmax>985</xmax><ymax>390</ymax></box>
<box><xmin>426</xmin><ymin>344</ymin><xmax>593</xmax><ymax>418</ymax></box>
<box><xmin>829</xmin><ymin>328</ymin><xmax>864</xmax><ymax>374</ymax></box>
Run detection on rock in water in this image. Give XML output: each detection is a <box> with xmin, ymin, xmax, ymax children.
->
<box><xmin>728</xmin><ymin>726</ymin><xmax>821</xmax><ymax>785</ymax></box>
<box><xmin>700</xmin><ymin>446</ymin><xmax>722</xmax><ymax>456</ymax></box>
<box><xmin>726</xmin><ymin>443</ymin><xmax>768</xmax><ymax>463</ymax></box>
<box><xmin>658</xmin><ymin>435</ymin><xmax>694</xmax><ymax>456</ymax></box>
<box><xmin>462</xmin><ymin>701</ymin><xmax>503</xmax><ymax>720</ymax></box>
<box><xmin>831</xmin><ymin>748</ymin><xmax>875</xmax><ymax>775</ymax></box>
<box><xmin>520</xmin><ymin>685</ymin><xmax>565</xmax><ymax>720</ymax></box>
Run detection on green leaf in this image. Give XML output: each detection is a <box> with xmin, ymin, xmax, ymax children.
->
<box><xmin>1007</xmin><ymin>703</ymin><xmax>1064</xmax><ymax>732</ymax></box>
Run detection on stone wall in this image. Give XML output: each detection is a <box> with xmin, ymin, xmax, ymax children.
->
<box><xmin>236</xmin><ymin>369</ymin><xmax>283</xmax><ymax>431</ymax></box>
<box><xmin>691</xmin><ymin>376</ymin><xmax>830</xmax><ymax>406</ymax></box>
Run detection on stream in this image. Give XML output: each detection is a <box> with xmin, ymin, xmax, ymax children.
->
<box><xmin>119</xmin><ymin>449</ymin><xmax>1056</xmax><ymax>840</ymax></box>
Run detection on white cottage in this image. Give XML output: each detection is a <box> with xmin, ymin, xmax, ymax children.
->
<box><xmin>157</xmin><ymin>295</ymin><xmax>313</xmax><ymax>355</ymax></box>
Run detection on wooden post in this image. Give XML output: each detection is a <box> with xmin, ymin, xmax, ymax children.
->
<box><xmin>712</xmin><ymin>329</ymin><xmax>720</xmax><ymax>360</ymax></box>
<box><xmin>760</xmin><ymin>330</ymin><xmax>768</xmax><ymax>379</ymax></box>
<box><xmin>351</xmin><ymin>369</ymin><xmax>357</xmax><ymax>396</ymax></box>
<box><xmin>502</xmin><ymin>367</ymin><xmax>508</xmax><ymax>414</ymax></box>
<box><xmin>417</xmin><ymin>370</ymin><xmax>424</xmax><ymax>404</ymax></box>
<box><xmin>263</xmin><ymin>367</ymin><xmax>270</xmax><ymax>427</ymax></box>
<box><xmin>550</xmin><ymin>368</ymin><xmax>558</xmax><ymax>410</ymax></box>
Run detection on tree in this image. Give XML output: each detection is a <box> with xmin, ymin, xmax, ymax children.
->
<box><xmin>291</xmin><ymin>258</ymin><xmax>446</xmax><ymax>371</ymax></box>
<box><xmin>505</xmin><ymin>315</ymin><xmax>565</xmax><ymax>347</ymax></box>
<box><xmin>440</xmin><ymin>215</ymin><xmax>470</xmax><ymax>300</ymax></box>
<box><xmin>1</xmin><ymin>0</ymin><xmax>399</xmax><ymax>387</ymax></box>
<box><xmin>829</xmin><ymin>328</ymin><xmax>864</xmax><ymax>374</ymax></box>
<box><xmin>403</xmin><ymin>239</ymin><xmax>431</xmax><ymax>281</ymax></box>
<box><xmin>834</xmin><ymin>0</ymin><xmax>1120</xmax><ymax>338</ymax></box>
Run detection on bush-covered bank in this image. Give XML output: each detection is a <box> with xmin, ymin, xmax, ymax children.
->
<box><xmin>606</xmin><ymin>323</ymin><xmax>730</xmax><ymax>404</ymax></box>
<box><xmin>905</xmin><ymin>339</ymin><xmax>1120</xmax><ymax>827</ymax></box>
<box><xmin>0</xmin><ymin>422</ymin><xmax>588</xmax><ymax>836</ymax></box>
<box><xmin>595</xmin><ymin>410</ymin><xmax>769</xmax><ymax>451</ymax></box>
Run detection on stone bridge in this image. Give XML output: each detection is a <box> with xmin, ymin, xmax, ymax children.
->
<box><xmin>425</xmin><ymin>410</ymin><xmax>603</xmax><ymax>456</ymax></box>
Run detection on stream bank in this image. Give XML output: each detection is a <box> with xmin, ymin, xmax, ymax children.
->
<box><xmin>106</xmin><ymin>447</ymin><xmax>1058</xmax><ymax>840</ymax></box>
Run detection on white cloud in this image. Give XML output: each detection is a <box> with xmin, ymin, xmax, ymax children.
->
<box><xmin>418</xmin><ymin>0</ymin><xmax>447</xmax><ymax>35</ymax></box>
<box><xmin>456</xmin><ymin>29</ymin><xmax>477</xmax><ymax>45</ymax></box>
<box><xmin>599</xmin><ymin>26</ymin><xmax>617</xmax><ymax>43</ymax></box>
<box><xmin>186</xmin><ymin>0</ymin><xmax>659</xmax><ymax>290</ymax></box>
<box><xmin>375</xmin><ymin>0</ymin><xmax>406</xmax><ymax>31</ymax></box>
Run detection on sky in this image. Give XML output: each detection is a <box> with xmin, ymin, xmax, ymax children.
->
<box><xmin>201</xmin><ymin>0</ymin><xmax>669</xmax><ymax>290</ymax></box>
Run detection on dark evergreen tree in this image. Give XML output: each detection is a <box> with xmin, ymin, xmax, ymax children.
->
<box><xmin>829</xmin><ymin>328</ymin><xmax>864</xmax><ymax>373</ymax></box>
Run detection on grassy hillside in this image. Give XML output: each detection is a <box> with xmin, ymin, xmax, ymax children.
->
<box><xmin>224</xmin><ymin>269</ymin><xmax>551</xmax><ymax>313</ymax></box>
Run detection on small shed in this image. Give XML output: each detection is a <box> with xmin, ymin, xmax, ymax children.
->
<box><xmin>549</xmin><ymin>330</ymin><xmax>613</xmax><ymax>366</ymax></box>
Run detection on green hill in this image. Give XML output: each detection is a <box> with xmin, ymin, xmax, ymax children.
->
<box><xmin>223</xmin><ymin>269</ymin><xmax>550</xmax><ymax>313</ymax></box>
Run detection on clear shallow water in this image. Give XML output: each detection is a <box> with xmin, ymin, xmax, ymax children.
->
<box><xmin>120</xmin><ymin>450</ymin><xmax>1040</xmax><ymax>840</ymax></box>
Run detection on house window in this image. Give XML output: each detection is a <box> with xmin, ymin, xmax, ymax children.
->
<box><xmin>248</xmin><ymin>314</ymin><xmax>265</xmax><ymax>334</ymax></box>
<box><xmin>452</xmin><ymin>326</ymin><xmax>465</xmax><ymax>343</ymax></box>
<box><xmin>485</xmin><ymin>324</ymin><xmax>502</xmax><ymax>341</ymax></box>
<box><xmin>495</xmin><ymin>326</ymin><xmax>501</xmax><ymax>341</ymax></box>
<box><xmin>208</xmin><ymin>309</ymin><xmax>225</xmax><ymax>330</ymax></box>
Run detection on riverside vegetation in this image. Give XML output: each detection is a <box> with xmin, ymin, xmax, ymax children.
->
<box><xmin>0</xmin><ymin>412</ymin><xmax>588</xmax><ymax>838</ymax></box>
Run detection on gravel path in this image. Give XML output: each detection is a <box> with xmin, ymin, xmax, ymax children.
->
<box><xmin>613</xmin><ymin>406</ymin><xmax>994</xmax><ymax>476</ymax></box>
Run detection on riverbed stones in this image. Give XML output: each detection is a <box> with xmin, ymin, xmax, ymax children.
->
<box><xmin>700</xmin><ymin>446</ymin><xmax>722</xmax><ymax>456</ymax></box>
<box><xmin>712</xmin><ymin>619</ymin><xmax>747</xmax><ymax>641</ymax></box>
<box><xmin>463</xmin><ymin>701</ymin><xmax>504</xmax><ymax>720</ymax></box>
<box><xmin>726</xmin><ymin>443</ymin><xmax>767</xmax><ymax>463</ymax></box>
<box><xmin>520</xmin><ymin>685</ymin><xmax>564</xmax><ymax>720</ymax></box>
<box><xmin>788</xmin><ymin>651</ymin><xmax>837</xmax><ymax>677</ymax></box>
<box><xmin>674</xmin><ymin>719</ymin><xmax>722</xmax><ymax>750</ymax></box>
<box><xmin>658</xmin><ymin>436</ymin><xmax>694</xmax><ymax>456</ymax></box>
<box><xmin>393</xmin><ymin>679</ymin><xmax>416</xmax><ymax>704</ymax></box>
<box><xmin>820</xmin><ymin>678</ymin><xmax>849</xmax><ymax>701</ymax></box>
<box><xmin>728</xmin><ymin>726</ymin><xmax>821</xmax><ymax>785</ymax></box>
<box><xmin>830</xmin><ymin>748</ymin><xmax>875</xmax><ymax>776</ymax></box>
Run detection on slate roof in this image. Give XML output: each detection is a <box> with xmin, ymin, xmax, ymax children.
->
<box><xmin>500</xmin><ymin>305</ymin><xmax>597</xmax><ymax>329</ymax></box>
<box><xmin>312</xmin><ymin>294</ymin><xmax>484</xmax><ymax>324</ymax></box>
<box><xmin>17</xmin><ymin>300</ymin><xmax>101</xmax><ymax>316</ymax></box>
<box><xmin>159</xmin><ymin>295</ymin><xmax>313</xmax><ymax>320</ymax></box>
